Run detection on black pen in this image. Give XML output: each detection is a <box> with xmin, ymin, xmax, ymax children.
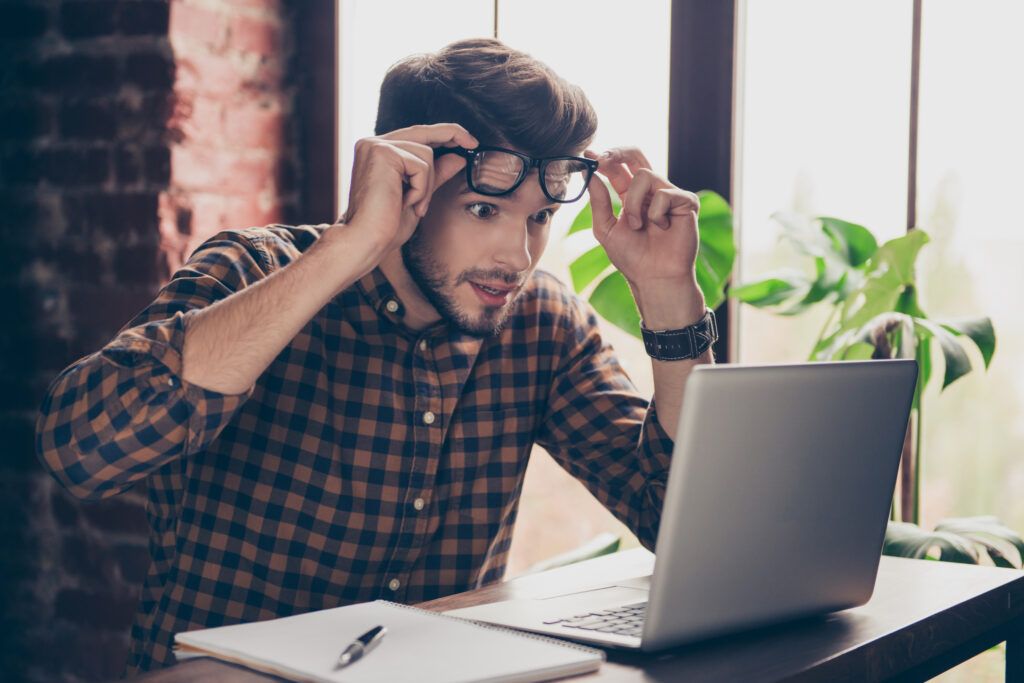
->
<box><xmin>334</xmin><ymin>624</ymin><xmax>387</xmax><ymax>670</ymax></box>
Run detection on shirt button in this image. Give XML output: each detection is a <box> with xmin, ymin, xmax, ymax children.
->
<box><xmin>388</xmin><ymin>578</ymin><xmax>401</xmax><ymax>592</ymax></box>
<box><xmin>419</xmin><ymin>339</ymin><xmax>428</xmax><ymax>352</ymax></box>
<box><xmin>167</xmin><ymin>377</ymin><xmax>175</xmax><ymax>387</ymax></box>
<box><xmin>385</xmin><ymin>299</ymin><xmax>400</xmax><ymax>313</ymax></box>
<box><xmin>412</xmin><ymin>497</ymin><xmax>425</xmax><ymax>511</ymax></box>
<box><xmin>422</xmin><ymin>411</ymin><xmax>435</xmax><ymax>425</ymax></box>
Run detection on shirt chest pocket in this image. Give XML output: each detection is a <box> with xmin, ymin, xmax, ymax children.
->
<box><xmin>441</xmin><ymin>405</ymin><xmax>535</xmax><ymax>517</ymax></box>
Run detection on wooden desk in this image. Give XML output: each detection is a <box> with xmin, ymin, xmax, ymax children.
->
<box><xmin>135</xmin><ymin>548</ymin><xmax>1024</xmax><ymax>682</ymax></box>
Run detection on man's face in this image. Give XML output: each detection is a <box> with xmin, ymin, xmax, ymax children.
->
<box><xmin>401</xmin><ymin>167</ymin><xmax>562</xmax><ymax>337</ymax></box>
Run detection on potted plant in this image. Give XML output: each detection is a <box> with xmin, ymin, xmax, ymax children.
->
<box><xmin>565</xmin><ymin>194</ymin><xmax>1024</xmax><ymax>568</ymax></box>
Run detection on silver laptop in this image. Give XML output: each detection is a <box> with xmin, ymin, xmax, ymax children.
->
<box><xmin>446</xmin><ymin>360</ymin><xmax>917</xmax><ymax>651</ymax></box>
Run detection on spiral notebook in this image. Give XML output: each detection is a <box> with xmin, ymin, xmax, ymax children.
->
<box><xmin>173</xmin><ymin>599</ymin><xmax>604</xmax><ymax>683</ymax></box>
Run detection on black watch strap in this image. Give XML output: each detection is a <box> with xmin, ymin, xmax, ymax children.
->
<box><xmin>641</xmin><ymin>309</ymin><xmax>718</xmax><ymax>361</ymax></box>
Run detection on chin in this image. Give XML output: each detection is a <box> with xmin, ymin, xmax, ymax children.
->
<box><xmin>450</xmin><ymin>295</ymin><xmax>516</xmax><ymax>338</ymax></box>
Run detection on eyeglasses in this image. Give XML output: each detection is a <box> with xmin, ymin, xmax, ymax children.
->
<box><xmin>434</xmin><ymin>145</ymin><xmax>598</xmax><ymax>203</ymax></box>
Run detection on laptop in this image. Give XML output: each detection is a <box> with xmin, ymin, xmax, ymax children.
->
<box><xmin>446</xmin><ymin>359</ymin><xmax>918</xmax><ymax>651</ymax></box>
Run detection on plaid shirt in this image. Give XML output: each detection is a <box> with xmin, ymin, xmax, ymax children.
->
<box><xmin>35</xmin><ymin>224</ymin><xmax>674</xmax><ymax>674</ymax></box>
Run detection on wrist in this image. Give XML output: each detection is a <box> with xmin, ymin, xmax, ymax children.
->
<box><xmin>319</xmin><ymin>221</ymin><xmax>389</xmax><ymax>266</ymax></box>
<box><xmin>308</xmin><ymin>222</ymin><xmax>389</xmax><ymax>295</ymax></box>
<box><xmin>630</xmin><ymin>276</ymin><xmax>706</xmax><ymax>330</ymax></box>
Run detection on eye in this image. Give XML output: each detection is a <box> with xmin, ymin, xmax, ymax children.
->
<box><xmin>531</xmin><ymin>209</ymin><xmax>555</xmax><ymax>224</ymax></box>
<box><xmin>467</xmin><ymin>202</ymin><xmax>498</xmax><ymax>219</ymax></box>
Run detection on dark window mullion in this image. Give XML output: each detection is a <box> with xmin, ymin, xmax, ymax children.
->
<box><xmin>668</xmin><ymin>0</ymin><xmax>738</xmax><ymax>362</ymax></box>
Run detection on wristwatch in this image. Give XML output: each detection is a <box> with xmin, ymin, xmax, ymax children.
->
<box><xmin>640</xmin><ymin>309</ymin><xmax>718</xmax><ymax>361</ymax></box>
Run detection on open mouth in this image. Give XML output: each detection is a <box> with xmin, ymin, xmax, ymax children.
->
<box><xmin>469</xmin><ymin>281</ymin><xmax>516</xmax><ymax>305</ymax></box>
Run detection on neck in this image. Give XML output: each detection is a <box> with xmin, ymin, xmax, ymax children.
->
<box><xmin>378</xmin><ymin>249</ymin><xmax>443</xmax><ymax>331</ymax></box>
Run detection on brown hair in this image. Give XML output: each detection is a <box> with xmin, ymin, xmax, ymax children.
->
<box><xmin>374</xmin><ymin>38</ymin><xmax>597</xmax><ymax>158</ymax></box>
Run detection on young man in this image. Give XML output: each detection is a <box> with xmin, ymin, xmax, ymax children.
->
<box><xmin>36</xmin><ymin>38</ymin><xmax>714</xmax><ymax>673</ymax></box>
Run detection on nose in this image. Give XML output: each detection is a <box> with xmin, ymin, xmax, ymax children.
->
<box><xmin>492</xmin><ymin>220</ymin><xmax>532</xmax><ymax>273</ymax></box>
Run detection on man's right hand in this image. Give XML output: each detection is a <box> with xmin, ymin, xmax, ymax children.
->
<box><xmin>340</xmin><ymin>123</ymin><xmax>478</xmax><ymax>259</ymax></box>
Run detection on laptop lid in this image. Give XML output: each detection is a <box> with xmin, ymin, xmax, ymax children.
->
<box><xmin>642</xmin><ymin>359</ymin><xmax>917</xmax><ymax>650</ymax></box>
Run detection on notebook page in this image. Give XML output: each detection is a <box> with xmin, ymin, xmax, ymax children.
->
<box><xmin>174</xmin><ymin>600</ymin><xmax>603</xmax><ymax>683</ymax></box>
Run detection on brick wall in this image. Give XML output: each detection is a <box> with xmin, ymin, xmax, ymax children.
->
<box><xmin>0</xmin><ymin>1</ymin><xmax>300</xmax><ymax>680</ymax></box>
<box><xmin>162</xmin><ymin>0</ymin><xmax>299</xmax><ymax>271</ymax></box>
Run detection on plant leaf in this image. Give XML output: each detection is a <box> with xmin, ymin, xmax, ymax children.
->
<box><xmin>731</xmin><ymin>271</ymin><xmax>809</xmax><ymax>307</ymax></box>
<box><xmin>935</xmin><ymin>516</ymin><xmax>1024</xmax><ymax>568</ymax></box>
<box><xmin>915</xmin><ymin>319</ymin><xmax>972</xmax><ymax>389</ymax></box>
<box><xmin>841</xmin><ymin>342</ymin><xmax>875</xmax><ymax>360</ymax></box>
<box><xmin>772</xmin><ymin>210</ymin><xmax>835</xmax><ymax>259</ymax></box>
<box><xmin>569</xmin><ymin>244</ymin><xmax>612</xmax><ymax>292</ymax></box>
<box><xmin>819</xmin><ymin>216</ymin><xmax>878</xmax><ymax>267</ymax></box>
<box><xmin>567</xmin><ymin>182</ymin><xmax>621</xmax><ymax>235</ymax></box>
<box><xmin>895</xmin><ymin>285</ymin><xmax>928</xmax><ymax>319</ymax></box>
<box><xmin>939</xmin><ymin>317</ymin><xmax>996</xmax><ymax>369</ymax></box>
<box><xmin>883</xmin><ymin>521</ymin><xmax>979</xmax><ymax>564</ymax></box>
<box><xmin>589</xmin><ymin>271</ymin><xmax>641</xmax><ymax>339</ymax></box>
<box><xmin>781</xmin><ymin>257</ymin><xmax>845</xmax><ymax>317</ymax></box>
<box><xmin>829</xmin><ymin>230</ymin><xmax>931</xmax><ymax>351</ymax></box>
<box><xmin>874</xmin><ymin>229</ymin><xmax>931</xmax><ymax>284</ymax></box>
<box><xmin>695</xmin><ymin>190</ymin><xmax>735</xmax><ymax>310</ymax></box>
<box><xmin>914</xmin><ymin>334</ymin><xmax>932</xmax><ymax>410</ymax></box>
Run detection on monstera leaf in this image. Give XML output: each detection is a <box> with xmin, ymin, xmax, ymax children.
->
<box><xmin>884</xmin><ymin>517</ymin><xmax>1024</xmax><ymax>568</ymax></box>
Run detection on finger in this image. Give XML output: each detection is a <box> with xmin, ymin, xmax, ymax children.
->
<box><xmin>381</xmin><ymin>122</ymin><xmax>479</xmax><ymax>150</ymax></box>
<box><xmin>648</xmin><ymin>188</ymin><xmax>699</xmax><ymax>230</ymax></box>
<box><xmin>593</xmin><ymin>156</ymin><xmax>633</xmax><ymax>198</ymax></box>
<box><xmin>622</xmin><ymin>169</ymin><xmax>655</xmax><ymax>230</ymax></box>
<box><xmin>391</xmin><ymin>146</ymin><xmax>432</xmax><ymax>214</ymax></box>
<box><xmin>586</xmin><ymin>174</ymin><xmax>618</xmax><ymax>242</ymax></box>
<box><xmin>603</xmin><ymin>146</ymin><xmax>655</xmax><ymax>176</ymax></box>
<box><xmin>432</xmin><ymin>153</ymin><xmax>467</xmax><ymax>190</ymax></box>
<box><xmin>390</xmin><ymin>140</ymin><xmax>441</xmax><ymax>216</ymax></box>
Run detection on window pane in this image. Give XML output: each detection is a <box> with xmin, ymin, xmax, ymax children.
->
<box><xmin>916</xmin><ymin>0</ymin><xmax>1024</xmax><ymax>534</ymax></box>
<box><xmin>337</xmin><ymin>1</ymin><xmax>493</xmax><ymax>206</ymax></box>
<box><xmin>736</xmin><ymin>0</ymin><xmax>912</xmax><ymax>362</ymax></box>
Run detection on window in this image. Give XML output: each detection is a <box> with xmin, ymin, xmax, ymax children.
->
<box><xmin>736</xmin><ymin>0</ymin><xmax>1023</xmax><ymax>538</ymax></box>
<box><xmin>735</xmin><ymin>0</ymin><xmax>912</xmax><ymax>363</ymax></box>
<box><xmin>914</xmin><ymin>0</ymin><xmax>1024</xmax><ymax>535</ymax></box>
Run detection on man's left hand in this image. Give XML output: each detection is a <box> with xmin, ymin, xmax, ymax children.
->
<box><xmin>585</xmin><ymin>147</ymin><xmax>700</xmax><ymax>289</ymax></box>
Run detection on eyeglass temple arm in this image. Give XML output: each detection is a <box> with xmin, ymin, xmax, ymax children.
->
<box><xmin>432</xmin><ymin>146</ymin><xmax>469</xmax><ymax>159</ymax></box>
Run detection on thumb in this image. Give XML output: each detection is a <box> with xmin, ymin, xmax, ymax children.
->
<box><xmin>586</xmin><ymin>174</ymin><xmax>617</xmax><ymax>242</ymax></box>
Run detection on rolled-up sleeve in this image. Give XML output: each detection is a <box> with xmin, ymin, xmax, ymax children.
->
<box><xmin>36</xmin><ymin>230</ymin><xmax>273</xmax><ymax>500</ymax></box>
<box><xmin>535</xmin><ymin>299</ymin><xmax>675</xmax><ymax>551</ymax></box>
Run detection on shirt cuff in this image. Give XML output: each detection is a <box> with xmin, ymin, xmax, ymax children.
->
<box><xmin>638</xmin><ymin>397</ymin><xmax>675</xmax><ymax>477</ymax></box>
<box><xmin>100</xmin><ymin>309</ymin><xmax>254</xmax><ymax>456</ymax></box>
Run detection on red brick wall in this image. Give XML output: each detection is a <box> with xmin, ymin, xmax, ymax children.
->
<box><xmin>0</xmin><ymin>1</ymin><xmax>301</xmax><ymax>680</ymax></box>
<box><xmin>162</xmin><ymin>0</ymin><xmax>299</xmax><ymax>272</ymax></box>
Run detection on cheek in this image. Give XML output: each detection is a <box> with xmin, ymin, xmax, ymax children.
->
<box><xmin>528</xmin><ymin>226</ymin><xmax>550</xmax><ymax>262</ymax></box>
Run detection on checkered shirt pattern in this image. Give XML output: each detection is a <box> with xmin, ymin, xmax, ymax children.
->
<box><xmin>35</xmin><ymin>224</ymin><xmax>675</xmax><ymax>674</ymax></box>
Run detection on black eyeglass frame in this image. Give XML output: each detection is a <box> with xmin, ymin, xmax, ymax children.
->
<box><xmin>434</xmin><ymin>145</ymin><xmax>599</xmax><ymax>203</ymax></box>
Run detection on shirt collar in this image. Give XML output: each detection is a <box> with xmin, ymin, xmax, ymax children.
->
<box><xmin>355</xmin><ymin>267</ymin><xmax>461</xmax><ymax>340</ymax></box>
<box><xmin>355</xmin><ymin>267</ymin><xmax>404</xmax><ymax>320</ymax></box>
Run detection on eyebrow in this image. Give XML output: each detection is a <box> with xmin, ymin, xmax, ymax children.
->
<box><xmin>458</xmin><ymin>187</ymin><xmax>561</xmax><ymax>210</ymax></box>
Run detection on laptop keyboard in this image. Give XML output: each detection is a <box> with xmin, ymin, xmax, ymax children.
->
<box><xmin>543</xmin><ymin>601</ymin><xmax>646</xmax><ymax>638</ymax></box>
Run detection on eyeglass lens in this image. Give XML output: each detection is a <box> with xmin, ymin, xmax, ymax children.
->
<box><xmin>469</xmin><ymin>150</ymin><xmax>590</xmax><ymax>202</ymax></box>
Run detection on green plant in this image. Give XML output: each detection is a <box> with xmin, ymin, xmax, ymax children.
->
<box><xmin>565</xmin><ymin>198</ymin><xmax>1022</xmax><ymax>569</ymax></box>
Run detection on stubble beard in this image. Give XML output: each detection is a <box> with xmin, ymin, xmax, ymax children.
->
<box><xmin>401</xmin><ymin>232</ymin><xmax>521</xmax><ymax>338</ymax></box>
